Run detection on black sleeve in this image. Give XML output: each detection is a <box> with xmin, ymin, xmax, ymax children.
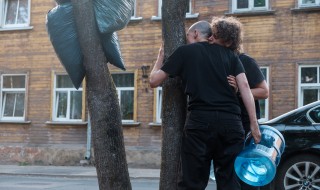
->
<box><xmin>161</xmin><ymin>46</ymin><xmax>184</xmax><ymax>77</ymax></box>
<box><xmin>233</xmin><ymin>54</ymin><xmax>245</xmax><ymax>76</ymax></box>
<box><xmin>239</xmin><ymin>54</ymin><xmax>265</xmax><ymax>88</ymax></box>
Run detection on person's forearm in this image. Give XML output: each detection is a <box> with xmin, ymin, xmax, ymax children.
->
<box><xmin>251</xmin><ymin>88</ymin><xmax>268</xmax><ymax>100</ymax></box>
<box><xmin>149</xmin><ymin>47</ymin><xmax>167</xmax><ymax>88</ymax></box>
<box><xmin>251</xmin><ymin>80</ymin><xmax>269</xmax><ymax>100</ymax></box>
<box><xmin>237</xmin><ymin>75</ymin><xmax>257</xmax><ymax>124</ymax></box>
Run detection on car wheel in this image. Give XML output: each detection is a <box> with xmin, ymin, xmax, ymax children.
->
<box><xmin>275</xmin><ymin>154</ymin><xmax>320</xmax><ymax>190</ymax></box>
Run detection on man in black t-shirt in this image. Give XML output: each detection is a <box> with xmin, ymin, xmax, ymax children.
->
<box><xmin>227</xmin><ymin>53</ymin><xmax>269</xmax><ymax>190</ymax></box>
<box><xmin>150</xmin><ymin>20</ymin><xmax>261</xmax><ymax>190</ymax></box>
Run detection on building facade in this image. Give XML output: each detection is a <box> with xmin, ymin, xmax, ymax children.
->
<box><xmin>0</xmin><ymin>0</ymin><xmax>319</xmax><ymax>167</ymax></box>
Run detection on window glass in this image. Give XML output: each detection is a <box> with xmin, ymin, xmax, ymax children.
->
<box><xmin>112</xmin><ymin>73</ymin><xmax>134</xmax><ymax>87</ymax></box>
<box><xmin>1</xmin><ymin>74</ymin><xmax>26</xmax><ymax>120</ymax></box>
<box><xmin>57</xmin><ymin>75</ymin><xmax>75</xmax><ymax>88</ymax></box>
<box><xmin>299</xmin><ymin>66</ymin><xmax>320</xmax><ymax>107</ymax></box>
<box><xmin>156</xmin><ymin>87</ymin><xmax>162</xmax><ymax>123</ymax></box>
<box><xmin>3</xmin><ymin>75</ymin><xmax>25</xmax><ymax>88</ymax></box>
<box><xmin>254</xmin><ymin>0</ymin><xmax>266</xmax><ymax>7</ymax></box>
<box><xmin>259</xmin><ymin>67</ymin><xmax>269</xmax><ymax>122</ymax></box>
<box><xmin>3</xmin><ymin>93</ymin><xmax>25</xmax><ymax>117</ymax></box>
<box><xmin>238</xmin><ymin>0</ymin><xmax>249</xmax><ymax>9</ymax></box>
<box><xmin>69</xmin><ymin>91</ymin><xmax>82</xmax><ymax>119</ymax></box>
<box><xmin>111</xmin><ymin>73</ymin><xmax>135</xmax><ymax>121</ymax></box>
<box><xmin>56</xmin><ymin>92</ymin><xmax>67</xmax><ymax>119</ymax></box>
<box><xmin>54</xmin><ymin>75</ymin><xmax>82</xmax><ymax>121</ymax></box>
<box><xmin>303</xmin><ymin>89</ymin><xmax>318</xmax><ymax>106</ymax></box>
<box><xmin>301</xmin><ymin>67</ymin><xmax>317</xmax><ymax>83</ymax></box>
<box><xmin>308</xmin><ymin>107</ymin><xmax>320</xmax><ymax>123</ymax></box>
<box><xmin>302</xmin><ymin>0</ymin><xmax>316</xmax><ymax>4</ymax></box>
<box><xmin>120</xmin><ymin>90</ymin><xmax>134</xmax><ymax>120</ymax></box>
<box><xmin>4</xmin><ymin>0</ymin><xmax>29</xmax><ymax>25</ymax></box>
<box><xmin>233</xmin><ymin>0</ymin><xmax>268</xmax><ymax>12</ymax></box>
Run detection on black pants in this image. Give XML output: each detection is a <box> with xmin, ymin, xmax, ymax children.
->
<box><xmin>178</xmin><ymin>110</ymin><xmax>245</xmax><ymax>190</ymax></box>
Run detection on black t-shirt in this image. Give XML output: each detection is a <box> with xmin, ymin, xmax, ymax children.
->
<box><xmin>161</xmin><ymin>42</ymin><xmax>245</xmax><ymax>115</ymax></box>
<box><xmin>238</xmin><ymin>53</ymin><xmax>265</xmax><ymax>121</ymax></box>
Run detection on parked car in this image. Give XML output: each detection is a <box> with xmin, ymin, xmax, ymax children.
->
<box><xmin>261</xmin><ymin>100</ymin><xmax>320</xmax><ymax>190</ymax></box>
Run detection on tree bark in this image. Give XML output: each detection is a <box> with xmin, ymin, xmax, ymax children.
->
<box><xmin>159</xmin><ymin>0</ymin><xmax>188</xmax><ymax>189</ymax></box>
<box><xmin>71</xmin><ymin>0</ymin><xmax>132</xmax><ymax>189</ymax></box>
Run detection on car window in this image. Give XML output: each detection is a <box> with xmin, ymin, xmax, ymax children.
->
<box><xmin>307</xmin><ymin>106</ymin><xmax>320</xmax><ymax>123</ymax></box>
<box><xmin>292</xmin><ymin>114</ymin><xmax>309</xmax><ymax>124</ymax></box>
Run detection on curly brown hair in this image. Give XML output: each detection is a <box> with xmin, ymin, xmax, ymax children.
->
<box><xmin>211</xmin><ymin>16</ymin><xmax>243</xmax><ymax>53</ymax></box>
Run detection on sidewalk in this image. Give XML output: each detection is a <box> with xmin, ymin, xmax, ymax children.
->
<box><xmin>0</xmin><ymin>165</ymin><xmax>160</xmax><ymax>179</ymax></box>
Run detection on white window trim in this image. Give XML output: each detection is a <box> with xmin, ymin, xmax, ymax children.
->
<box><xmin>259</xmin><ymin>67</ymin><xmax>269</xmax><ymax>122</ymax></box>
<box><xmin>52</xmin><ymin>75</ymin><xmax>83</xmax><ymax>122</ymax></box>
<box><xmin>232</xmin><ymin>0</ymin><xmax>269</xmax><ymax>13</ymax></box>
<box><xmin>155</xmin><ymin>87</ymin><xmax>162</xmax><ymax>123</ymax></box>
<box><xmin>0</xmin><ymin>74</ymin><xmax>27</xmax><ymax>121</ymax></box>
<box><xmin>298</xmin><ymin>65</ymin><xmax>320</xmax><ymax>107</ymax></box>
<box><xmin>298</xmin><ymin>0</ymin><xmax>320</xmax><ymax>7</ymax></box>
<box><xmin>0</xmin><ymin>0</ymin><xmax>31</xmax><ymax>29</ymax></box>
<box><xmin>151</xmin><ymin>0</ymin><xmax>199</xmax><ymax>20</ymax></box>
<box><xmin>130</xmin><ymin>0</ymin><xmax>143</xmax><ymax>21</ymax></box>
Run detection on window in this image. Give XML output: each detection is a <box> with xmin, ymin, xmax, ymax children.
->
<box><xmin>259</xmin><ymin>67</ymin><xmax>269</xmax><ymax>122</ymax></box>
<box><xmin>0</xmin><ymin>0</ymin><xmax>31</xmax><ymax>29</ymax></box>
<box><xmin>155</xmin><ymin>87</ymin><xmax>162</xmax><ymax>123</ymax></box>
<box><xmin>299</xmin><ymin>0</ymin><xmax>320</xmax><ymax>7</ymax></box>
<box><xmin>112</xmin><ymin>73</ymin><xmax>135</xmax><ymax>122</ymax></box>
<box><xmin>307</xmin><ymin>106</ymin><xmax>320</xmax><ymax>123</ymax></box>
<box><xmin>298</xmin><ymin>65</ymin><xmax>320</xmax><ymax>107</ymax></box>
<box><xmin>232</xmin><ymin>0</ymin><xmax>269</xmax><ymax>12</ymax></box>
<box><xmin>0</xmin><ymin>74</ymin><xmax>26</xmax><ymax>121</ymax></box>
<box><xmin>130</xmin><ymin>0</ymin><xmax>142</xmax><ymax>20</ymax></box>
<box><xmin>152</xmin><ymin>0</ymin><xmax>198</xmax><ymax>20</ymax></box>
<box><xmin>53</xmin><ymin>75</ymin><xmax>83</xmax><ymax>121</ymax></box>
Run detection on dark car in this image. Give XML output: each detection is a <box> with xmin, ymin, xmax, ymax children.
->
<box><xmin>260</xmin><ymin>100</ymin><xmax>320</xmax><ymax>190</ymax></box>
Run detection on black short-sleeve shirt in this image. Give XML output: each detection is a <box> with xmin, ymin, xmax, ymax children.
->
<box><xmin>161</xmin><ymin>42</ymin><xmax>245</xmax><ymax>115</ymax></box>
<box><xmin>238</xmin><ymin>53</ymin><xmax>265</xmax><ymax>121</ymax></box>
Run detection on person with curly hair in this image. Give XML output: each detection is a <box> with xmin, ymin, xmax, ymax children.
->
<box><xmin>149</xmin><ymin>20</ymin><xmax>261</xmax><ymax>190</ymax></box>
<box><xmin>211</xmin><ymin>17</ymin><xmax>269</xmax><ymax>190</ymax></box>
<box><xmin>210</xmin><ymin>16</ymin><xmax>243</xmax><ymax>53</ymax></box>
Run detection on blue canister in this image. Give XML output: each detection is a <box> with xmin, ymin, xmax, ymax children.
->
<box><xmin>234</xmin><ymin>125</ymin><xmax>285</xmax><ymax>186</ymax></box>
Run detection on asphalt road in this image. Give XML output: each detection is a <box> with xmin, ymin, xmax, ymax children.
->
<box><xmin>0</xmin><ymin>175</ymin><xmax>217</xmax><ymax>190</ymax></box>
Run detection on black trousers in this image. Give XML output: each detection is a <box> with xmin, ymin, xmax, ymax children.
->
<box><xmin>178</xmin><ymin>110</ymin><xmax>245</xmax><ymax>190</ymax></box>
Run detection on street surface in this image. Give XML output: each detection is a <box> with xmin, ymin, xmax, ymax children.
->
<box><xmin>0</xmin><ymin>175</ymin><xmax>216</xmax><ymax>190</ymax></box>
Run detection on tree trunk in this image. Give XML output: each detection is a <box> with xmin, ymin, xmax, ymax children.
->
<box><xmin>159</xmin><ymin>0</ymin><xmax>188</xmax><ymax>189</ymax></box>
<box><xmin>71</xmin><ymin>0</ymin><xmax>131</xmax><ymax>189</ymax></box>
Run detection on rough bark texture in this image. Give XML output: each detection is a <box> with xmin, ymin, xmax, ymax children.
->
<box><xmin>71</xmin><ymin>0</ymin><xmax>132</xmax><ymax>189</ymax></box>
<box><xmin>159</xmin><ymin>0</ymin><xmax>188</xmax><ymax>189</ymax></box>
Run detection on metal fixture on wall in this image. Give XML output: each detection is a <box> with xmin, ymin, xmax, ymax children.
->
<box><xmin>141</xmin><ymin>65</ymin><xmax>150</xmax><ymax>79</ymax></box>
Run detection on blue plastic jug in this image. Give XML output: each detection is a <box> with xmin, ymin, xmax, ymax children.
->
<box><xmin>234</xmin><ymin>125</ymin><xmax>285</xmax><ymax>186</ymax></box>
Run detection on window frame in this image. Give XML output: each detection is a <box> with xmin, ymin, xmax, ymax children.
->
<box><xmin>232</xmin><ymin>0</ymin><xmax>269</xmax><ymax>13</ymax></box>
<box><xmin>259</xmin><ymin>67</ymin><xmax>269</xmax><ymax>122</ymax></box>
<box><xmin>0</xmin><ymin>0</ymin><xmax>31</xmax><ymax>29</ymax></box>
<box><xmin>52</xmin><ymin>74</ymin><xmax>84</xmax><ymax>122</ymax></box>
<box><xmin>130</xmin><ymin>0</ymin><xmax>142</xmax><ymax>21</ymax></box>
<box><xmin>298</xmin><ymin>0</ymin><xmax>320</xmax><ymax>8</ymax></box>
<box><xmin>111</xmin><ymin>72</ymin><xmax>136</xmax><ymax>123</ymax></box>
<box><xmin>155</xmin><ymin>86</ymin><xmax>162</xmax><ymax>123</ymax></box>
<box><xmin>298</xmin><ymin>65</ymin><xmax>320</xmax><ymax>107</ymax></box>
<box><xmin>0</xmin><ymin>73</ymin><xmax>27</xmax><ymax>121</ymax></box>
<box><xmin>152</xmin><ymin>0</ymin><xmax>198</xmax><ymax>20</ymax></box>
